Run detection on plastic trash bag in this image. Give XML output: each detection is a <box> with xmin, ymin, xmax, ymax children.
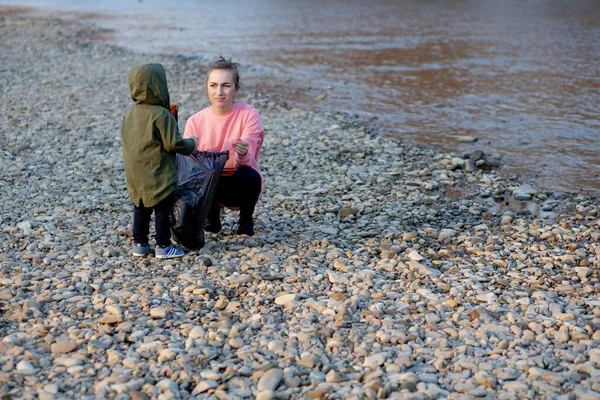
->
<box><xmin>170</xmin><ymin>150</ymin><xmax>229</xmax><ymax>250</ymax></box>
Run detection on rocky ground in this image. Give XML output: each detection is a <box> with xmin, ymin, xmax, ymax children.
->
<box><xmin>1</xmin><ymin>7</ymin><xmax>599</xmax><ymax>400</ymax></box>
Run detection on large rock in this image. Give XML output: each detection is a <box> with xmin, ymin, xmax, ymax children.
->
<box><xmin>257</xmin><ymin>368</ymin><xmax>283</xmax><ymax>392</ymax></box>
<box><xmin>512</xmin><ymin>184</ymin><xmax>539</xmax><ymax>201</ymax></box>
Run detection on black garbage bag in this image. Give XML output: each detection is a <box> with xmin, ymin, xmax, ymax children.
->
<box><xmin>170</xmin><ymin>150</ymin><xmax>229</xmax><ymax>250</ymax></box>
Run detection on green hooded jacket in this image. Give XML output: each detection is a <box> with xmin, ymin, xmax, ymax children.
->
<box><xmin>121</xmin><ymin>63</ymin><xmax>195</xmax><ymax>208</ymax></box>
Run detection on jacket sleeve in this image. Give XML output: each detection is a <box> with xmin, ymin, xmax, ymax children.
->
<box><xmin>236</xmin><ymin>108</ymin><xmax>264</xmax><ymax>168</ymax></box>
<box><xmin>156</xmin><ymin>110</ymin><xmax>195</xmax><ymax>155</ymax></box>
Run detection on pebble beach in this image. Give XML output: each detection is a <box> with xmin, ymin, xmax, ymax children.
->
<box><xmin>1</xmin><ymin>7</ymin><xmax>600</xmax><ymax>400</ymax></box>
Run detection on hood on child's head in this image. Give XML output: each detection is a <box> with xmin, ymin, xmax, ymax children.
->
<box><xmin>127</xmin><ymin>63</ymin><xmax>170</xmax><ymax>108</ymax></box>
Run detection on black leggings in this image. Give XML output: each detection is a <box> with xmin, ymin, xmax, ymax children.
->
<box><xmin>213</xmin><ymin>166</ymin><xmax>261</xmax><ymax>221</ymax></box>
<box><xmin>133</xmin><ymin>194</ymin><xmax>174</xmax><ymax>247</ymax></box>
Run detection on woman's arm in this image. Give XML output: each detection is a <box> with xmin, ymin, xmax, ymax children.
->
<box><xmin>235</xmin><ymin>108</ymin><xmax>264</xmax><ymax>167</ymax></box>
<box><xmin>183</xmin><ymin>116</ymin><xmax>197</xmax><ymax>141</ymax></box>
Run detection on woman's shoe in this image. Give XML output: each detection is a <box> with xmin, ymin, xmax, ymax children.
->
<box><xmin>205</xmin><ymin>205</ymin><xmax>222</xmax><ymax>233</ymax></box>
<box><xmin>205</xmin><ymin>218</ymin><xmax>222</xmax><ymax>233</ymax></box>
<box><xmin>236</xmin><ymin>219</ymin><xmax>254</xmax><ymax>236</ymax></box>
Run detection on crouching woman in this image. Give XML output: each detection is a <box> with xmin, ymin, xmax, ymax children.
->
<box><xmin>184</xmin><ymin>56</ymin><xmax>264</xmax><ymax>236</ymax></box>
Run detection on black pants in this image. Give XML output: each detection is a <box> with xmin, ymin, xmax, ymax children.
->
<box><xmin>212</xmin><ymin>167</ymin><xmax>261</xmax><ymax>222</ymax></box>
<box><xmin>133</xmin><ymin>194</ymin><xmax>174</xmax><ymax>247</ymax></box>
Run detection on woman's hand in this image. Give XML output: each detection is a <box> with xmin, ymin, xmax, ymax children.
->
<box><xmin>233</xmin><ymin>140</ymin><xmax>249</xmax><ymax>156</ymax></box>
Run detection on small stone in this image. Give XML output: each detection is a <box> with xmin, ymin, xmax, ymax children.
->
<box><xmin>572</xmin><ymin>389</ymin><xmax>600</xmax><ymax>400</ymax></box>
<box><xmin>555</xmin><ymin>325</ymin><xmax>570</xmax><ymax>343</ymax></box>
<box><xmin>129</xmin><ymin>391</ymin><xmax>149</xmax><ymax>400</ymax></box>
<box><xmin>408</xmin><ymin>260</ymin><xmax>441</xmax><ymax>278</ymax></box>
<box><xmin>309</xmin><ymin>370</ymin><xmax>326</xmax><ymax>384</ymax></box>
<box><xmin>98</xmin><ymin>314</ymin><xmax>122</xmax><ymax>324</ymax></box>
<box><xmin>575</xmin><ymin>267</ymin><xmax>591</xmax><ymax>278</ymax></box>
<box><xmin>364</xmin><ymin>353</ymin><xmax>387</xmax><ymax>369</ymax></box>
<box><xmin>17</xmin><ymin>220</ymin><xmax>33</xmax><ymax>234</ymax></box>
<box><xmin>158</xmin><ymin>349</ymin><xmax>177</xmax><ymax>363</ymax></box>
<box><xmin>275</xmin><ymin>293</ymin><xmax>298</xmax><ymax>307</ymax></box>
<box><xmin>419</xmin><ymin>373</ymin><xmax>439</xmax><ymax>383</ymax></box>
<box><xmin>188</xmin><ymin>326</ymin><xmax>205</xmax><ymax>339</ymax></box>
<box><xmin>425</xmin><ymin>313</ymin><xmax>441</xmax><ymax>324</ymax></box>
<box><xmin>476</xmin><ymin>293</ymin><xmax>497</xmax><ymax>303</ymax></box>
<box><xmin>329</xmin><ymin>293</ymin><xmax>347</xmax><ymax>301</ymax></box>
<box><xmin>257</xmin><ymin>368</ymin><xmax>283</xmax><ymax>392</ymax></box>
<box><xmin>284</xmin><ymin>375</ymin><xmax>301</xmax><ymax>388</ymax></box>
<box><xmin>55</xmin><ymin>358</ymin><xmax>82</xmax><ymax>368</ymax></box>
<box><xmin>402</xmin><ymin>232</ymin><xmax>418</xmax><ymax>241</ymax></box>
<box><xmin>150</xmin><ymin>307</ymin><xmax>167</xmax><ymax>319</ymax></box>
<box><xmin>589</xmin><ymin>348</ymin><xmax>600</xmax><ymax>366</ymax></box>
<box><xmin>476</xmin><ymin>159</ymin><xmax>492</xmax><ymax>170</ymax></box>
<box><xmin>267</xmin><ymin>340</ymin><xmax>285</xmax><ymax>352</ymax></box>
<box><xmin>327</xmin><ymin>270</ymin><xmax>348</xmax><ymax>284</ymax></box>
<box><xmin>495</xmin><ymin>368</ymin><xmax>520</xmax><ymax>381</ymax></box>
<box><xmin>51</xmin><ymin>341</ymin><xmax>77</xmax><ymax>354</ymax></box>
<box><xmin>512</xmin><ymin>184</ymin><xmax>538</xmax><ymax>201</ymax></box>
<box><xmin>256</xmin><ymin>390</ymin><xmax>275</xmax><ymax>400</ymax></box>
<box><xmin>457</xmin><ymin>135</ymin><xmax>478</xmax><ymax>143</ymax></box>
<box><xmin>332</xmin><ymin>259</ymin><xmax>348</xmax><ymax>271</ymax></box>
<box><xmin>306</xmin><ymin>386</ymin><xmax>329</xmax><ymax>398</ymax></box>
<box><xmin>338</xmin><ymin>206</ymin><xmax>358</xmax><ymax>218</ymax></box>
<box><xmin>16</xmin><ymin>360</ymin><xmax>36</xmax><ymax>375</ymax></box>
<box><xmin>156</xmin><ymin>379</ymin><xmax>179</xmax><ymax>393</ymax></box>
<box><xmin>106</xmin><ymin>305</ymin><xmax>122</xmax><ymax>316</ymax></box>
<box><xmin>407</xmin><ymin>250</ymin><xmax>423</xmax><ymax>261</ymax></box>
<box><xmin>297</xmin><ymin>353</ymin><xmax>321</xmax><ymax>368</ymax></box>
<box><xmin>193</xmin><ymin>380</ymin><xmax>218</xmax><ymax>394</ymax></box>
<box><xmin>122</xmin><ymin>358</ymin><xmax>137</xmax><ymax>369</ymax></box>
<box><xmin>502</xmin><ymin>381</ymin><xmax>530</xmax><ymax>393</ymax></box>
<box><xmin>474</xmin><ymin>371</ymin><xmax>496</xmax><ymax>389</ymax></box>
<box><xmin>200</xmin><ymin>371</ymin><xmax>222</xmax><ymax>381</ymax></box>
<box><xmin>438</xmin><ymin>229</ymin><xmax>457</xmax><ymax>241</ymax></box>
<box><xmin>444</xmin><ymin>299</ymin><xmax>458</xmax><ymax>308</ymax></box>
<box><xmin>326</xmin><ymin>369</ymin><xmax>345</xmax><ymax>383</ymax></box>
<box><xmin>43</xmin><ymin>384</ymin><xmax>59</xmax><ymax>394</ymax></box>
<box><xmin>451</xmin><ymin>157</ymin><xmax>465</xmax><ymax>168</ymax></box>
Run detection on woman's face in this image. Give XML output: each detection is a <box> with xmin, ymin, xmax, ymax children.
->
<box><xmin>207</xmin><ymin>69</ymin><xmax>238</xmax><ymax>114</ymax></box>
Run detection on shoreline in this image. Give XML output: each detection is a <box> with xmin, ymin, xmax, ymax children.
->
<box><xmin>24</xmin><ymin>4</ymin><xmax>598</xmax><ymax>203</ymax></box>
<box><xmin>3</xmin><ymin>3</ymin><xmax>599</xmax><ymax>198</ymax></box>
<box><xmin>1</xmin><ymin>7</ymin><xmax>600</xmax><ymax>400</ymax></box>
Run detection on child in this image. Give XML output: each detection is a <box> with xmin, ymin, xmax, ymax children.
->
<box><xmin>121</xmin><ymin>63</ymin><xmax>197</xmax><ymax>259</ymax></box>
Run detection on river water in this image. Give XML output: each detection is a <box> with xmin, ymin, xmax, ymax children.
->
<box><xmin>4</xmin><ymin>0</ymin><xmax>599</xmax><ymax>195</ymax></box>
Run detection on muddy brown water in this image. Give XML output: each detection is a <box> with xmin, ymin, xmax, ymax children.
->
<box><xmin>4</xmin><ymin>0</ymin><xmax>599</xmax><ymax>196</ymax></box>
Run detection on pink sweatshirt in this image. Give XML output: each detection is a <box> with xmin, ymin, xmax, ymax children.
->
<box><xmin>184</xmin><ymin>102</ymin><xmax>264</xmax><ymax>194</ymax></box>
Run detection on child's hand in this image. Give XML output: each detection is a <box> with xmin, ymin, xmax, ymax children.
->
<box><xmin>233</xmin><ymin>140</ymin><xmax>249</xmax><ymax>156</ymax></box>
<box><xmin>169</xmin><ymin>104</ymin><xmax>179</xmax><ymax>121</ymax></box>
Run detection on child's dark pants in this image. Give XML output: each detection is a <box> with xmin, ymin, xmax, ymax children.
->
<box><xmin>133</xmin><ymin>194</ymin><xmax>174</xmax><ymax>247</ymax></box>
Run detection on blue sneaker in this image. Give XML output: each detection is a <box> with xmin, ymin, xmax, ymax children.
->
<box><xmin>155</xmin><ymin>244</ymin><xmax>185</xmax><ymax>259</ymax></box>
<box><xmin>132</xmin><ymin>243</ymin><xmax>151</xmax><ymax>257</ymax></box>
